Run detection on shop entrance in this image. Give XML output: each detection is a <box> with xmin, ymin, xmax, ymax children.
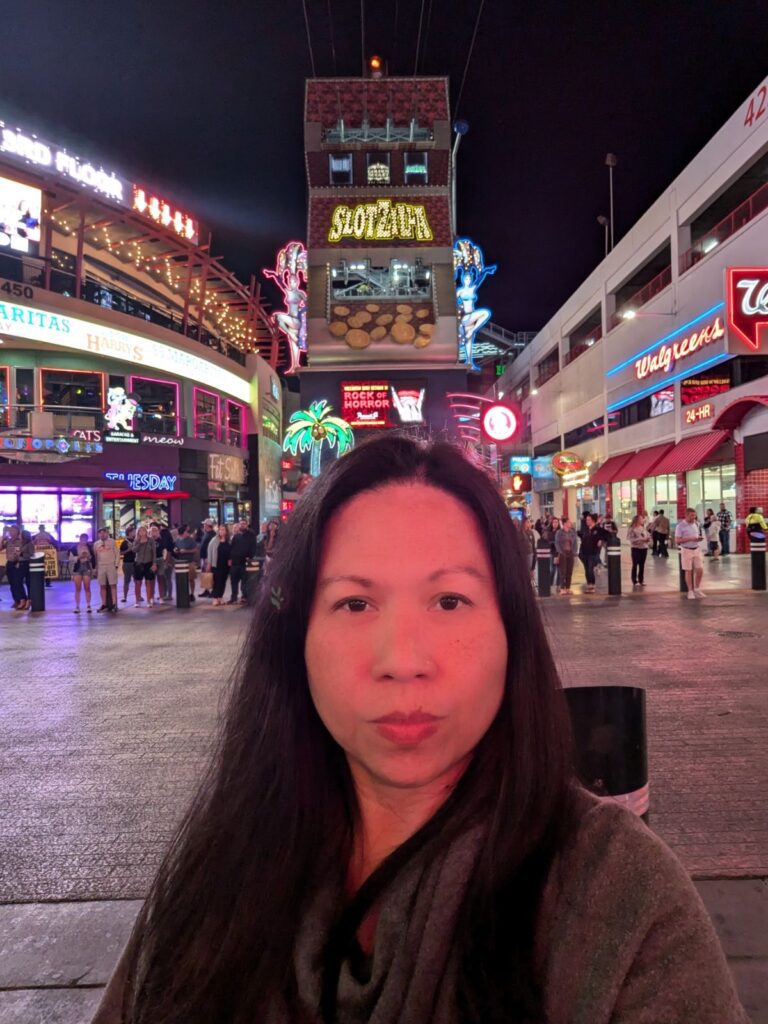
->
<box><xmin>102</xmin><ymin>498</ymin><xmax>169</xmax><ymax>536</ymax></box>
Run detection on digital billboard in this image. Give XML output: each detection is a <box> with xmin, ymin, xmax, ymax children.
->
<box><xmin>0</xmin><ymin>174</ymin><xmax>41</xmax><ymax>254</ymax></box>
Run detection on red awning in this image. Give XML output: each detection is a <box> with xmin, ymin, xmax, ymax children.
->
<box><xmin>102</xmin><ymin>490</ymin><xmax>190</xmax><ymax>500</ymax></box>
<box><xmin>713</xmin><ymin>395</ymin><xmax>768</xmax><ymax>431</ymax></box>
<box><xmin>649</xmin><ymin>430</ymin><xmax>731</xmax><ymax>476</ymax></box>
<box><xmin>590</xmin><ymin>452</ymin><xmax>635</xmax><ymax>485</ymax></box>
<box><xmin>613</xmin><ymin>442</ymin><xmax>675</xmax><ymax>481</ymax></box>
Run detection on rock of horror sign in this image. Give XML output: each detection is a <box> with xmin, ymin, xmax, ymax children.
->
<box><xmin>327</xmin><ymin>201</ymin><xmax>433</xmax><ymax>243</ymax></box>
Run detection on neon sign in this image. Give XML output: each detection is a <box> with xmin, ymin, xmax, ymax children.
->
<box><xmin>480</xmin><ymin>403</ymin><xmax>518</xmax><ymax>444</ymax></box>
<box><xmin>727</xmin><ymin>267</ymin><xmax>768</xmax><ymax>352</ymax></box>
<box><xmin>133</xmin><ymin>187</ymin><xmax>198</xmax><ymax>243</ymax></box>
<box><xmin>561</xmin><ymin>468</ymin><xmax>590</xmax><ymax>487</ymax></box>
<box><xmin>391</xmin><ymin>385</ymin><xmax>425</xmax><ymax>424</ymax></box>
<box><xmin>283</xmin><ymin>400</ymin><xmax>355</xmax><ymax>476</ymax></box>
<box><xmin>341</xmin><ymin>381</ymin><xmax>391</xmax><ymax>428</ymax></box>
<box><xmin>552</xmin><ymin>451</ymin><xmax>585</xmax><ymax>475</ymax></box>
<box><xmin>327</xmin><ymin>201</ymin><xmax>433</xmax><ymax>243</ymax></box>
<box><xmin>263</xmin><ymin>241</ymin><xmax>307</xmax><ymax>374</ymax></box>
<box><xmin>454</xmin><ymin>238</ymin><xmax>496</xmax><ymax>371</ymax></box>
<box><xmin>683</xmin><ymin>402</ymin><xmax>714</xmax><ymax>426</ymax></box>
<box><xmin>1</xmin><ymin>436</ymin><xmax>102</xmax><ymax>454</ymax></box>
<box><xmin>633</xmin><ymin>316</ymin><xmax>725</xmax><ymax>381</ymax></box>
<box><xmin>104</xmin><ymin>472</ymin><xmax>178</xmax><ymax>492</ymax></box>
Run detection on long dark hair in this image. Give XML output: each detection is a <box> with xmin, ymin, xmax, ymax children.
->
<box><xmin>121</xmin><ymin>434</ymin><xmax>578</xmax><ymax>1022</ymax></box>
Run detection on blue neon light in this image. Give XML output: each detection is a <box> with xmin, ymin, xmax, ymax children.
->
<box><xmin>605</xmin><ymin>302</ymin><xmax>725</xmax><ymax>378</ymax></box>
<box><xmin>453</xmin><ymin>237</ymin><xmax>496</xmax><ymax>372</ymax></box>
<box><xmin>606</xmin><ymin>352</ymin><xmax>732</xmax><ymax>412</ymax></box>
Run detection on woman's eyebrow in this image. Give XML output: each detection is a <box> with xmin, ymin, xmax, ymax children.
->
<box><xmin>317</xmin><ymin>565</ymin><xmax>489</xmax><ymax>591</ymax></box>
<box><xmin>317</xmin><ymin>574</ymin><xmax>374</xmax><ymax>591</ymax></box>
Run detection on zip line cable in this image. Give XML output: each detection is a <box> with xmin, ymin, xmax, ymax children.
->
<box><xmin>302</xmin><ymin>0</ymin><xmax>317</xmax><ymax>77</ymax></box>
<box><xmin>391</xmin><ymin>0</ymin><xmax>399</xmax><ymax>73</ymax></box>
<box><xmin>327</xmin><ymin>0</ymin><xmax>338</xmax><ymax>76</ymax></box>
<box><xmin>455</xmin><ymin>0</ymin><xmax>487</xmax><ymax>117</ymax></box>
<box><xmin>413</xmin><ymin>0</ymin><xmax>426</xmax><ymax>75</ymax></box>
<box><xmin>420</xmin><ymin>0</ymin><xmax>434</xmax><ymax>72</ymax></box>
<box><xmin>361</xmin><ymin>0</ymin><xmax>366</xmax><ymax>76</ymax></box>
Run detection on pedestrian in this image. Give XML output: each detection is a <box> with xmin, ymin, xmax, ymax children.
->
<box><xmin>92</xmin><ymin>435</ymin><xmax>746</xmax><ymax>1024</ymax></box>
<box><xmin>154</xmin><ymin>525</ymin><xmax>175</xmax><ymax>602</ymax></box>
<box><xmin>703</xmin><ymin>509</ymin><xmax>720</xmax><ymax>559</ymax></box>
<box><xmin>34</xmin><ymin>524</ymin><xmax>57</xmax><ymax>587</ymax></box>
<box><xmin>717</xmin><ymin>502</ymin><xmax>733</xmax><ymax>556</ymax></box>
<box><xmin>521</xmin><ymin>516</ymin><xmax>537</xmax><ymax>583</ymax></box>
<box><xmin>745</xmin><ymin>506</ymin><xmax>768</xmax><ymax>543</ymax></box>
<box><xmin>627</xmin><ymin>515</ymin><xmax>651</xmax><ymax>587</ymax></box>
<box><xmin>548</xmin><ymin>516</ymin><xmax>560</xmax><ymax>588</ymax></box>
<box><xmin>173</xmin><ymin>525</ymin><xmax>199</xmax><ymax>601</ymax></box>
<box><xmin>655</xmin><ymin>509</ymin><xmax>670</xmax><ymax>558</ymax></box>
<box><xmin>119</xmin><ymin>526</ymin><xmax>136</xmax><ymax>602</ymax></box>
<box><xmin>93</xmin><ymin>527</ymin><xmax>120</xmax><ymax>612</ymax></box>
<box><xmin>71</xmin><ymin>533</ymin><xmax>95</xmax><ymax>613</ymax></box>
<box><xmin>209</xmin><ymin>524</ymin><xmax>232</xmax><ymax>606</ymax></box>
<box><xmin>2</xmin><ymin>525</ymin><xmax>31</xmax><ymax>610</ymax></box>
<box><xmin>228</xmin><ymin>518</ymin><xmax>256</xmax><ymax>604</ymax></box>
<box><xmin>675</xmin><ymin>508</ymin><xmax>705</xmax><ymax>599</ymax></box>
<box><xmin>264</xmin><ymin>519</ymin><xmax>280</xmax><ymax>566</ymax></box>
<box><xmin>132</xmin><ymin>525</ymin><xmax>158</xmax><ymax>607</ymax></box>
<box><xmin>199</xmin><ymin>519</ymin><xmax>217</xmax><ymax>597</ymax></box>
<box><xmin>554</xmin><ymin>517</ymin><xmax>578</xmax><ymax>594</ymax></box>
<box><xmin>578</xmin><ymin>513</ymin><xmax>602</xmax><ymax>593</ymax></box>
<box><xmin>599</xmin><ymin>514</ymin><xmax>617</xmax><ymax>567</ymax></box>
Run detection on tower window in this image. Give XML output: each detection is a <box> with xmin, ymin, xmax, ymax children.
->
<box><xmin>366</xmin><ymin>153</ymin><xmax>390</xmax><ymax>184</ymax></box>
<box><xmin>404</xmin><ymin>152</ymin><xmax>428</xmax><ymax>185</ymax></box>
<box><xmin>329</xmin><ymin>153</ymin><xmax>353</xmax><ymax>185</ymax></box>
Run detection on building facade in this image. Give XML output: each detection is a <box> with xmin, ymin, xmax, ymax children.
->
<box><xmin>496</xmin><ymin>75</ymin><xmax>768</xmax><ymax>549</ymax></box>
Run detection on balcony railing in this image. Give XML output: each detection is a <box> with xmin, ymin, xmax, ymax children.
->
<box><xmin>534</xmin><ymin>363</ymin><xmax>559</xmax><ymax>389</ymax></box>
<box><xmin>564</xmin><ymin>324</ymin><xmax>603</xmax><ymax>366</ymax></box>
<box><xmin>679</xmin><ymin>179</ymin><xmax>768</xmax><ymax>273</ymax></box>
<box><xmin>610</xmin><ymin>264</ymin><xmax>672</xmax><ymax>329</ymax></box>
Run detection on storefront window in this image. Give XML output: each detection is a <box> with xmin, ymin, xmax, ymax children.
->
<box><xmin>226</xmin><ymin>401</ymin><xmax>244</xmax><ymax>447</ymax></box>
<box><xmin>41</xmin><ymin>368</ymin><xmax>103</xmax><ymax>409</ymax></box>
<box><xmin>129</xmin><ymin>376</ymin><xmax>178</xmax><ymax>436</ymax></box>
<box><xmin>643</xmin><ymin>473</ymin><xmax>677</xmax><ymax>511</ymax></box>
<box><xmin>685</xmin><ymin>464</ymin><xmax>736</xmax><ymax>519</ymax></box>
<box><xmin>194</xmin><ymin>387</ymin><xmax>220</xmax><ymax>441</ymax></box>
<box><xmin>611</xmin><ymin>479</ymin><xmax>637</xmax><ymax>526</ymax></box>
<box><xmin>14</xmin><ymin>367</ymin><xmax>34</xmax><ymax>428</ymax></box>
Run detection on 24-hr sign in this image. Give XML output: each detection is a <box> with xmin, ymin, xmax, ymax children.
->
<box><xmin>727</xmin><ymin>267</ymin><xmax>768</xmax><ymax>354</ymax></box>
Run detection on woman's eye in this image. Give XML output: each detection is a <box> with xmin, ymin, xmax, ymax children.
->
<box><xmin>437</xmin><ymin>594</ymin><xmax>468</xmax><ymax>611</ymax></box>
<box><xmin>339</xmin><ymin>598</ymin><xmax>369</xmax><ymax>613</ymax></box>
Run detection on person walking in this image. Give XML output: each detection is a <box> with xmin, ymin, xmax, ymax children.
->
<box><xmin>3</xmin><ymin>525</ymin><xmax>30</xmax><ymax>610</ymax></box>
<box><xmin>209</xmin><ymin>525</ymin><xmax>232</xmax><ymax>606</ymax></box>
<box><xmin>554</xmin><ymin>517</ymin><xmax>578</xmax><ymax>595</ymax></box>
<box><xmin>173</xmin><ymin>525</ymin><xmax>199</xmax><ymax>601</ymax></box>
<box><xmin>264</xmin><ymin>519</ymin><xmax>280</xmax><ymax>567</ymax></box>
<box><xmin>198</xmin><ymin>520</ymin><xmax>217</xmax><ymax>597</ymax></box>
<box><xmin>71</xmin><ymin>533</ymin><xmax>95</xmax><ymax>613</ymax></box>
<box><xmin>120</xmin><ymin>526</ymin><xmax>136</xmax><ymax>602</ymax></box>
<box><xmin>94</xmin><ymin>527</ymin><xmax>120</xmax><ymax>612</ymax></box>
<box><xmin>703</xmin><ymin>509</ymin><xmax>720</xmax><ymax>559</ymax></box>
<box><xmin>578</xmin><ymin>514</ymin><xmax>602</xmax><ymax>593</ymax></box>
<box><xmin>717</xmin><ymin>502</ymin><xmax>733</xmax><ymax>556</ymax></box>
<box><xmin>627</xmin><ymin>515</ymin><xmax>651</xmax><ymax>587</ymax></box>
<box><xmin>675</xmin><ymin>508</ymin><xmax>705</xmax><ymax>599</ymax></box>
<box><xmin>228</xmin><ymin>519</ymin><xmax>256</xmax><ymax>604</ymax></box>
<box><xmin>548</xmin><ymin>516</ymin><xmax>561</xmax><ymax>588</ymax></box>
<box><xmin>132</xmin><ymin>525</ymin><xmax>158</xmax><ymax>607</ymax></box>
<box><xmin>655</xmin><ymin>509</ymin><xmax>670</xmax><ymax>558</ymax></box>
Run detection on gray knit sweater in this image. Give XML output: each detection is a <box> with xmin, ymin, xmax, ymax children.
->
<box><xmin>91</xmin><ymin>791</ymin><xmax>747</xmax><ymax>1023</ymax></box>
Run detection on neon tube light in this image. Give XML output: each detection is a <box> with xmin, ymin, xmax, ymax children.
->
<box><xmin>606</xmin><ymin>302</ymin><xmax>725</xmax><ymax>377</ymax></box>
<box><xmin>606</xmin><ymin>352</ymin><xmax>732</xmax><ymax>412</ymax></box>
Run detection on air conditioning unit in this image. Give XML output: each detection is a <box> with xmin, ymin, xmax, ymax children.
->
<box><xmin>28</xmin><ymin>411</ymin><xmax>55</xmax><ymax>435</ymax></box>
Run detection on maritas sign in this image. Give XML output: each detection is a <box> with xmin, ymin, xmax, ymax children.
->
<box><xmin>327</xmin><ymin>201</ymin><xmax>433</xmax><ymax>243</ymax></box>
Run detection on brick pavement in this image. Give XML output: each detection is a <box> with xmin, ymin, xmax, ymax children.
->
<box><xmin>0</xmin><ymin>578</ymin><xmax>766</xmax><ymax>1020</ymax></box>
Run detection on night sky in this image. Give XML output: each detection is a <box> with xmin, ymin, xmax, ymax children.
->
<box><xmin>4</xmin><ymin>1</ymin><xmax>768</xmax><ymax>332</ymax></box>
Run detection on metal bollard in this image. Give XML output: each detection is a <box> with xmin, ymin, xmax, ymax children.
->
<box><xmin>750</xmin><ymin>538</ymin><xmax>767</xmax><ymax>591</ymax></box>
<box><xmin>536</xmin><ymin>541</ymin><xmax>551</xmax><ymax>597</ymax></box>
<box><xmin>28</xmin><ymin>555</ymin><xmax>46</xmax><ymax>612</ymax></box>
<box><xmin>245</xmin><ymin>560</ymin><xmax>262</xmax><ymax>604</ymax></box>
<box><xmin>175</xmin><ymin>563</ymin><xmax>190</xmax><ymax>609</ymax></box>
<box><xmin>607</xmin><ymin>536</ymin><xmax>622</xmax><ymax>596</ymax></box>
<box><xmin>565</xmin><ymin>684</ymin><xmax>649</xmax><ymax>821</ymax></box>
<box><xmin>678</xmin><ymin>552</ymin><xmax>688</xmax><ymax>593</ymax></box>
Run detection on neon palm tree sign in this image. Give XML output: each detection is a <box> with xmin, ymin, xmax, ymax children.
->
<box><xmin>282</xmin><ymin>399</ymin><xmax>355</xmax><ymax>476</ymax></box>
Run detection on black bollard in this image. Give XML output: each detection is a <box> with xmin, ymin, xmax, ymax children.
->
<box><xmin>678</xmin><ymin>551</ymin><xmax>688</xmax><ymax>593</ymax></box>
<box><xmin>28</xmin><ymin>555</ymin><xmax>46</xmax><ymax>612</ymax></box>
<box><xmin>565</xmin><ymin>684</ymin><xmax>649</xmax><ymax>821</ymax></box>
<box><xmin>750</xmin><ymin>538</ymin><xmax>767</xmax><ymax>591</ymax></box>
<box><xmin>607</xmin><ymin>536</ymin><xmax>622</xmax><ymax>596</ymax></box>
<box><xmin>245</xmin><ymin>560</ymin><xmax>262</xmax><ymax>604</ymax></box>
<box><xmin>536</xmin><ymin>541</ymin><xmax>551</xmax><ymax>597</ymax></box>
<box><xmin>175</xmin><ymin>564</ymin><xmax>190</xmax><ymax>609</ymax></box>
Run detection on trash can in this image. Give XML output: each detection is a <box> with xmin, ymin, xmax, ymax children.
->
<box><xmin>606</xmin><ymin>535</ymin><xmax>622</xmax><ymax>596</ymax></box>
<box><xmin>245</xmin><ymin>559</ymin><xmax>262</xmax><ymax>604</ymax></box>
<box><xmin>175</xmin><ymin>563</ymin><xmax>190</xmax><ymax>609</ymax></box>
<box><xmin>565</xmin><ymin>685</ymin><xmax>648</xmax><ymax>820</ymax></box>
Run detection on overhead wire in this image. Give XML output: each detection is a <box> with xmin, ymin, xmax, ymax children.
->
<box><xmin>327</xmin><ymin>0</ymin><xmax>337</xmax><ymax>75</ymax></box>
<box><xmin>413</xmin><ymin>0</ymin><xmax>426</xmax><ymax>75</ymax></box>
<box><xmin>361</xmin><ymin>0</ymin><xmax>366</xmax><ymax>76</ymax></box>
<box><xmin>455</xmin><ymin>0</ymin><xmax>487</xmax><ymax>117</ymax></box>
<box><xmin>302</xmin><ymin>0</ymin><xmax>317</xmax><ymax>77</ymax></box>
<box><xmin>420</xmin><ymin>0</ymin><xmax>434</xmax><ymax>72</ymax></box>
<box><xmin>391</xmin><ymin>0</ymin><xmax>399</xmax><ymax>73</ymax></box>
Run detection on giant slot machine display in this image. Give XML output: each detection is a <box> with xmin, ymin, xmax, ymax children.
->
<box><xmin>277</xmin><ymin>69</ymin><xmax>469</xmax><ymax>476</ymax></box>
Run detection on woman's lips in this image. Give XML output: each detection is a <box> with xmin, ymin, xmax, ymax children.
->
<box><xmin>371</xmin><ymin>711</ymin><xmax>442</xmax><ymax>745</ymax></box>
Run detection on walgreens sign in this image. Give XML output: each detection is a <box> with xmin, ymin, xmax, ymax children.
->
<box><xmin>727</xmin><ymin>267</ymin><xmax>768</xmax><ymax>353</ymax></box>
<box><xmin>633</xmin><ymin>316</ymin><xmax>725</xmax><ymax>381</ymax></box>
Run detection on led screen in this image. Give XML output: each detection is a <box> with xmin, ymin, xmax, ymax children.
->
<box><xmin>0</xmin><ymin>492</ymin><xmax>18</xmax><ymax>516</ymax></box>
<box><xmin>20</xmin><ymin>493</ymin><xmax>59</xmax><ymax>534</ymax></box>
<box><xmin>0</xmin><ymin>174</ymin><xmax>42</xmax><ymax>254</ymax></box>
<box><xmin>650</xmin><ymin>389</ymin><xmax>674</xmax><ymax>416</ymax></box>
<box><xmin>60</xmin><ymin>519</ymin><xmax>93</xmax><ymax>545</ymax></box>
<box><xmin>61</xmin><ymin>492</ymin><xmax>94</xmax><ymax>515</ymax></box>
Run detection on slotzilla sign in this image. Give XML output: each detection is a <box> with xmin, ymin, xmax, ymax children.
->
<box><xmin>0</xmin><ymin>299</ymin><xmax>250</xmax><ymax>402</ymax></box>
<box><xmin>327</xmin><ymin>201</ymin><xmax>433</xmax><ymax>243</ymax></box>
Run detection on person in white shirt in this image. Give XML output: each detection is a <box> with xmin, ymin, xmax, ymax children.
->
<box><xmin>93</xmin><ymin>527</ymin><xmax>121</xmax><ymax>612</ymax></box>
<box><xmin>674</xmin><ymin>508</ymin><xmax>705</xmax><ymax>599</ymax></box>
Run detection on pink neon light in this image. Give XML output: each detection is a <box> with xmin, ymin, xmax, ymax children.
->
<box><xmin>0</xmin><ymin>366</ymin><xmax>9</xmax><ymax>426</ymax></box>
<box><xmin>128</xmin><ymin>375</ymin><xmax>181</xmax><ymax>437</ymax></box>
<box><xmin>225</xmin><ymin>399</ymin><xmax>246</xmax><ymax>448</ymax></box>
<box><xmin>193</xmin><ymin>386</ymin><xmax>221</xmax><ymax>441</ymax></box>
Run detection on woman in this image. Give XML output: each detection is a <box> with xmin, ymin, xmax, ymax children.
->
<box><xmin>521</xmin><ymin>516</ymin><xmax>537</xmax><ymax>582</ymax></box>
<box><xmin>264</xmin><ymin>519</ymin><xmax>280</xmax><ymax>564</ymax></box>
<box><xmin>71</xmin><ymin>533</ymin><xmax>95</xmax><ymax>613</ymax></box>
<box><xmin>92</xmin><ymin>436</ymin><xmax>745</xmax><ymax>1024</ymax></box>
<box><xmin>132</xmin><ymin>526</ymin><xmax>158</xmax><ymax>607</ymax></box>
<box><xmin>578</xmin><ymin>513</ymin><xmax>602</xmax><ymax>593</ymax></box>
<box><xmin>548</xmin><ymin>515</ymin><xmax>560</xmax><ymax>588</ymax></box>
<box><xmin>554</xmin><ymin>517</ymin><xmax>578</xmax><ymax>594</ymax></box>
<box><xmin>2</xmin><ymin>525</ymin><xmax>31</xmax><ymax>610</ymax></box>
<box><xmin>704</xmin><ymin>508</ymin><xmax>720</xmax><ymax>558</ymax></box>
<box><xmin>209</xmin><ymin>524</ymin><xmax>231</xmax><ymax>606</ymax></box>
<box><xmin>627</xmin><ymin>514</ymin><xmax>651</xmax><ymax>586</ymax></box>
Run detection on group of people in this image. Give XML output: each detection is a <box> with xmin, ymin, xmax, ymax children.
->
<box><xmin>521</xmin><ymin>511</ymin><xmax>620</xmax><ymax>595</ymax></box>
<box><xmin>0</xmin><ymin>523</ymin><xmax>59</xmax><ymax>609</ymax></box>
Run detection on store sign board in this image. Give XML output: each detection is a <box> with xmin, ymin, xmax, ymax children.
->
<box><xmin>633</xmin><ymin>316</ymin><xmax>725</xmax><ymax>381</ymax></box>
<box><xmin>1</xmin><ymin>435</ymin><xmax>102</xmax><ymax>454</ymax></box>
<box><xmin>562</xmin><ymin>468</ymin><xmax>590</xmax><ymax>487</ymax></box>
<box><xmin>208</xmin><ymin>453</ymin><xmax>245</xmax><ymax>485</ymax></box>
<box><xmin>480</xmin><ymin>403</ymin><xmax>518</xmax><ymax>444</ymax></box>
<box><xmin>726</xmin><ymin>267</ymin><xmax>768</xmax><ymax>354</ymax></box>
<box><xmin>103</xmin><ymin>471</ymin><xmax>178</xmax><ymax>492</ymax></box>
<box><xmin>682</xmin><ymin>401</ymin><xmax>715</xmax><ymax>427</ymax></box>
<box><xmin>327</xmin><ymin>201</ymin><xmax>433</xmax><ymax>243</ymax></box>
<box><xmin>510</xmin><ymin>455</ymin><xmax>555</xmax><ymax>479</ymax></box>
<box><xmin>552</xmin><ymin>450</ymin><xmax>584</xmax><ymax>475</ymax></box>
<box><xmin>132</xmin><ymin>187</ymin><xmax>198</xmax><ymax>243</ymax></box>
<box><xmin>141</xmin><ymin>434</ymin><xmax>184</xmax><ymax>446</ymax></box>
<box><xmin>0</xmin><ymin>299</ymin><xmax>251</xmax><ymax>402</ymax></box>
<box><xmin>680</xmin><ymin>373</ymin><xmax>730</xmax><ymax>406</ymax></box>
<box><xmin>341</xmin><ymin>381</ymin><xmax>392</xmax><ymax>428</ymax></box>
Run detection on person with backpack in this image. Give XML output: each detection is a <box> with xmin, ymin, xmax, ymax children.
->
<box><xmin>745</xmin><ymin>506</ymin><xmax>768</xmax><ymax>544</ymax></box>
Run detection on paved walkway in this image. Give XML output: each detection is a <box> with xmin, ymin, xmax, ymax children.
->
<box><xmin>0</xmin><ymin>579</ymin><xmax>766</xmax><ymax>1021</ymax></box>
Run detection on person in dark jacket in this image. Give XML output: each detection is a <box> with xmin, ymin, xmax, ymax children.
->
<box><xmin>209</xmin><ymin>525</ymin><xmax>232</xmax><ymax>606</ymax></box>
<box><xmin>153</xmin><ymin>525</ymin><xmax>175</xmax><ymax>602</ymax></box>
<box><xmin>228</xmin><ymin>519</ymin><xmax>256</xmax><ymax>603</ymax></box>
<box><xmin>3</xmin><ymin>525</ymin><xmax>32</xmax><ymax>610</ymax></box>
<box><xmin>119</xmin><ymin>526</ymin><xmax>136</xmax><ymax>603</ymax></box>
<box><xmin>199</xmin><ymin>520</ymin><xmax>216</xmax><ymax>596</ymax></box>
<box><xmin>578</xmin><ymin>514</ymin><xmax>604</xmax><ymax>593</ymax></box>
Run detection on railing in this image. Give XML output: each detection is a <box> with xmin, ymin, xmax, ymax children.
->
<box><xmin>610</xmin><ymin>264</ymin><xmax>672</xmax><ymax>329</ymax></box>
<box><xmin>564</xmin><ymin>323</ymin><xmax>603</xmax><ymax>366</ymax></box>
<box><xmin>323</xmin><ymin>118</ymin><xmax>432</xmax><ymax>143</ymax></box>
<box><xmin>534</xmin><ymin>362</ymin><xmax>559</xmax><ymax>389</ymax></box>
<box><xmin>679</xmin><ymin>179</ymin><xmax>768</xmax><ymax>273</ymax></box>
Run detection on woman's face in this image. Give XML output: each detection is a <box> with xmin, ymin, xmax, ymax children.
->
<box><xmin>218</xmin><ymin>526</ymin><xmax>228</xmax><ymax>540</ymax></box>
<box><xmin>305</xmin><ymin>483</ymin><xmax>508</xmax><ymax>793</ymax></box>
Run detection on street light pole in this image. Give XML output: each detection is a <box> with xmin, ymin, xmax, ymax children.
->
<box><xmin>597</xmin><ymin>215</ymin><xmax>609</xmax><ymax>257</ymax></box>
<box><xmin>452</xmin><ymin>120</ymin><xmax>469</xmax><ymax>236</ymax></box>
<box><xmin>605</xmin><ymin>153</ymin><xmax>618</xmax><ymax>250</ymax></box>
